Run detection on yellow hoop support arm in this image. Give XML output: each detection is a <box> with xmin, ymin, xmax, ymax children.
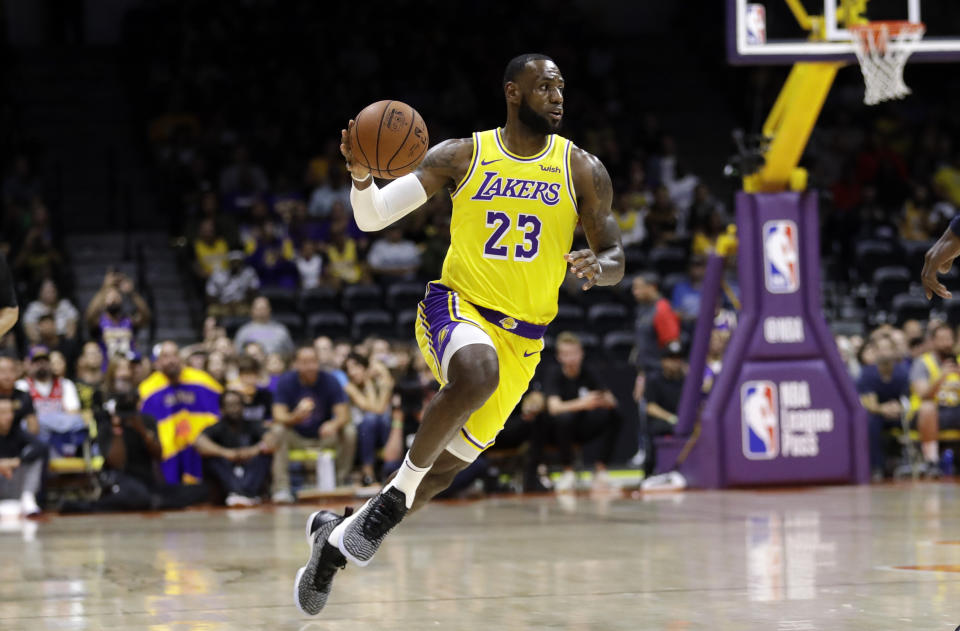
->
<box><xmin>743</xmin><ymin>61</ymin><xmax>842</xmax><ymax>193</ymax></box>
<box><xmin>784</xmin><ymin>0</ymin><xmax>813</xmax><ymax>31</ymax></box>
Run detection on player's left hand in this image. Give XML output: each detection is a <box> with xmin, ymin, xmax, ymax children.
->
<box><xmin>564</xmin><ymin>249</ymin><xmax>601</xmax><ymax>291</ymax></box>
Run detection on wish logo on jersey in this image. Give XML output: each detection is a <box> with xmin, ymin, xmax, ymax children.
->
<box><xmin>762</xmin><ymin>220</ymin><xmax>799</xmax><ymax>294</ymax></box>
<box><xmin>741</xmin><ymin>380</ymin><xmax>779</xmax><ymax>460</ymax></box>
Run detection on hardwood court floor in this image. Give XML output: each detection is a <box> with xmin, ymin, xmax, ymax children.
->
<box><xmin>2</xmin><ymin>483</ymin><xmax>960</xmax><ymax>630</ymax></box>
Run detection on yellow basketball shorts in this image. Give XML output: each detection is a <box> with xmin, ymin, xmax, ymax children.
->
<box><xmin>415</xmin><ymin>281</ymin><xmax>545</xmax><ymax>462</ymax></box>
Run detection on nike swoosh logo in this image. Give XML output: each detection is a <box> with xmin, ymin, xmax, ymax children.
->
<box><xmin>523</xmin><ymin>350</ymin><xmax>538</xmax><ymax>358</ymax></box>
<box><xmin>480</xmin><ymin>159</ymin><xmax>502</xmax><ymax>166</ymax></box>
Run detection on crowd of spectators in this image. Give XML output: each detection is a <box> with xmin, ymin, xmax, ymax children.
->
<box><xmin>5</xmin><ymin>0</ymin><xmax>960</xmax><ymax>519</ymax></box>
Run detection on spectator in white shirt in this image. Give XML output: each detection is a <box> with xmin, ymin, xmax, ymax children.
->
<box><xmin>367</xmin><ymin>227</ymin><xmax>421</xmax><ymax>281</ymax></box>
<box><xmin>15</xmin><ymin>345</ymin><xmax>84</xmax><ymax>438</ymax></box>
<box><xmin>23</xmin><ymin>278</ymin><xmax>79</xmax><ymax>343</ymax></box>
<box><xmin>206</xmin><ymin>251</ymin><xmax>260</xmax><ymax>318</ymax></box>
<box><xmin>296</xmin><ymin>240</ymin><xmax>324</xmax><ymax>290</ymax></box>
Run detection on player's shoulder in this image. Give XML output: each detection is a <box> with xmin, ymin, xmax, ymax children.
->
<box><xmin>568</xmin><ymin>144</ymin><xmax>606</xmax><ymax>175</ymax></box>
<box><xmin>422</xmin><ymin>136</ymin><xmax>475</xmax><ymax>168</ymax></box>
<box><xmin>567</xmin><ymin>144</ymin><xmax>612</xmax><ymax>202</ymax></box>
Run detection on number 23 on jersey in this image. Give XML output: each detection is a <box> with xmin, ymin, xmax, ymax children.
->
<box><xmin>483</xmin><ymin>211</ymin><xmax>542</xmax><ymax>261</ymax></box>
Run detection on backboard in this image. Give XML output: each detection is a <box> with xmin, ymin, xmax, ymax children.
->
<box><xmin>727</xmin><ymin>0</ymin><xmax>960</xmax><ymax>64</ymax></box>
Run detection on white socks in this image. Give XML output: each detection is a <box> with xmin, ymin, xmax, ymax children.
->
<box><xmin>922</xmin><ymin>441</ymin><xmax>939</xmax><ymax>463</ymax></box>
<box><xmin>384</xmin><ymin>452</ymin><xmax>430</xmax><ymax>509</ymax></box>
<box><xmin>327</xmin><ymin>452</ymin><xmax>430</xmax><ymax>546</ymax></box>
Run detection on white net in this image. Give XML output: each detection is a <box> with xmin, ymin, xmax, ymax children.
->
<box><xmin>850</xmin><ymin>21</ymin><xmax>925</xmax><ymax>106</ymax></box>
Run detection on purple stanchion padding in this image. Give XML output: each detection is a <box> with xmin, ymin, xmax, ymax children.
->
<box><xmin>674</xmin><ymin>253</ymin><xmax>725</xmax><ymax>436</ymax></box>
<box><xmin>676</xmin><ymin>191</ymin><xmax>869</xmax><ymax>488</ymax></box>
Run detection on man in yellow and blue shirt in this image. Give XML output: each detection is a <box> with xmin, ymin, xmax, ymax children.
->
<box><xmin>139</xmin><ymin>341</ymin><xmax>222</xmax><ymax>485</ymax></box>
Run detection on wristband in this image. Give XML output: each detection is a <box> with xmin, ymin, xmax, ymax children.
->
<box><xmin>351</xmin><ymin>171</ymin><xmax>372</xmax><ymax>184</ymax></box>
<box><xmin>391</xmin><ymin>420</ymin><xmax>403</xmax><ymax>429</ymax></box>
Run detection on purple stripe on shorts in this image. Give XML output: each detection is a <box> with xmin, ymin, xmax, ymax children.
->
<box><xmin>420</xmin><ymin>282</ymin><xmax>458</xmax><ymax>362</ymax></box>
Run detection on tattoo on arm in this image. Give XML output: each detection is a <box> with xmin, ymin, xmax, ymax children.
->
<box><xmin>415</xmin><ymin>138</ymin><xmax>472</xmax><ymax>196</ymax></box>
<box><xmin>420</xmin><ymin>141</ymin><xmax>462</xmax><ymax>171</ymax></box>
<box><xmin>577</xmin><ymin>152</ymin><xmax>624</xmax><ymax>286</ymax></box>
<box><xmin>591</xmin><ymin>158</ymin><xmax>612</xmax><ymax>205</ymax></box>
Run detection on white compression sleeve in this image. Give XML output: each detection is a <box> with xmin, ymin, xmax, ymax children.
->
<box><xmin>349</xmin><ymin>173</ymin><xmax>429</xmax><ymax>232</ymax></box>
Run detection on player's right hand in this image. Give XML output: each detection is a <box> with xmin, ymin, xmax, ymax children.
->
<box><xmin>340</xmin><ymin>120</ymin><xmax>371</xmax><ymax>181</ymax></box>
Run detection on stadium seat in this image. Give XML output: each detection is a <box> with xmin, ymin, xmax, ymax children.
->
<box><xmin>944</xmin><ymin>298</ymin><xmax>960</xmax><ymax>327</ymax></box>
<box><xmin>272</xmin><ymin>311</ymin><xmax>305</xmax><ymax>341</ymax></box>
<box><xmin>386</xmin><ymin>281</ymin><xmax>425</xmax><ymax>311</ymax></box>
<box><xmin>602</xmin><ymin>331</ymin><xmax>635</xmax><ymax>362</ymax></box>
<box><xmin>891</xmin><ymin>293</ymin><xmax>931</xmax><ymax>325</ymax></box>
<box><xmin>902</xmin><ymin>240</ymin><xmax>934</xmax><ymax>278</ymax></box>
<box><xmin>855</xmin><ymin>240</ymin><xmax>894</xmax><ymax>283</ymax></box>
<box><xmin>259</xmin><ymin>287</ymin><xmax>299</xmax><ymax>313</ymax></box>
<box><xmin>588</xmin><ymin>303</ymin><xmax>630</xmax><ymax>334</ymax></box>
<box><xmin>352</xmin><ymin>309</ymin><xmax>394</xmax><ymax>340</ymax></box>
<box><xmin>308</xmin><ymin>311</ymin><xmax>350</xmax><ymax>340</ymax></box>
<box><xmin>830</xmin><ymin>320</ymin><xmax>866</xmax><ymax>337</ymax></box>
<box><xmin>623</xmin><ymin>246</ymin><xmax>646</xmax><ymax>274</ymax></box>
<box><xmin>222</xmin><ymin>316</ymin><xmax>248</xmax><ymax>338</ymax></box>
<box><xmin>395</xmin><ymin>309</ymin><xmax>419</xmax><ymax>339</ymax></box>
<box><xmin>299</xmin><ymin>286</ymin><xmax>339</xmax><ymax>314</ymax></box>
<box><xmin>649</xmin><ymin>247</ymin><xmax>687</xmax><ymax>277</ymax></box>
<box><xmin>872</xmin><ymin>266</ymin><xmax>911</xmax><ymax>308</ymax></box>
<box><xmin>342</xmin><ymin>284</ymin><xmax>383</xmax><ymax>312</ymax></box>
<box><xmin>549</xmin><ymin>304</ymin><xmax>585</xmax><ymax>336</ymax></box>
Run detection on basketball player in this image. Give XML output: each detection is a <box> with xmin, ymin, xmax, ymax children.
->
<box><xmin>294</xmin><ymin>53</ymin><xmax>624</xmax><ymax>615</ymax></box>
<box><xmin>921</xmin><ymin>218</ymin><xmax>960</xmax><ymax>300</ymax></box>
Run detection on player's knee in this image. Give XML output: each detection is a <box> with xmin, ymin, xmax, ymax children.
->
<box><xmin>449</xmin><ymin>345</ymin><xmax>499</xmax><ymax>404</ymax></box>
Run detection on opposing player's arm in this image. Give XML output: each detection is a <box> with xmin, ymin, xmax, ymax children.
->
<box><xmin>568</xmin><ymin>148</ymin><xmax>624</xmax><ymax>290</ymax></box>
<box><xmin>341</xmin><ymin>119</ymin><xmax>472</xmax><ymax>232</ymax></box>
<box><xmin>921</xmin><ymin>221</ymin><xmax>960</xmax><ymax>299</ymax></box>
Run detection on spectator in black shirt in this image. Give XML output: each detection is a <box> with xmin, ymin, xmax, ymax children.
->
<box><xmin>195</xmin><ymin>390</ymin><xmax>275</xmax><ymax>506</ymax></box>
<box><xmin>640</xmin><ymin>340</ymin><xmax>687</xmax><ymax>473</ymax></box>
<box><xmin>35</xmin><ymin>314</ymin><xmax>78</xmax><ymax>373</ymax></box>
<box><xmin>0</xmin><ymin>356</ymin><xmax>37</xmax><ymax>434</ymax></box>
<box><xmin>233</xmin><ymin>355</ymin><xmax>272</xmax><ymax>432</ymax></box>
<box><xmin>0</xmin><ymin>252</ymin><xmax>18</xmax><ymax>338</ymax></box>
<box><xmin>857</xmin><ymin>336</ymin><xmax>910</xmax><ymax>478</ymax></box>
<box><xmin>59</xmin><ymin>388</ymin><xmax>208</xmax><ymax>513</ymax></box>
<box><xmin>0</xmin><ymin>398</ymin><xmax>45</xmax><ymax>515</ymax></box>
<box><xmin>543</xmin><ymin>332</ymin><xmax>623</xmax><ymax>493</ymax></box>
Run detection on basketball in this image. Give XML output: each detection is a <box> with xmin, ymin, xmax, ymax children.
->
<box><xmin>350</xmin><ymin>100</ymin><xmax>429</xmax><ymax>179</ymax></box>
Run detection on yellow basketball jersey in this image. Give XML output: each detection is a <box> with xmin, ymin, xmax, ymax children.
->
<box><xmin>440</xmin><ymin>128</ymin><xmax>578</xmax><ymax>325</ymax></box>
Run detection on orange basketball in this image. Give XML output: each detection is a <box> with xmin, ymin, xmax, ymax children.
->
<box><xmin>350</xmin><ymin>100</ymin><xmax>429</xmax><ymax>179</ymax></box>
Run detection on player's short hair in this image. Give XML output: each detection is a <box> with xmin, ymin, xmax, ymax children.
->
<box><xmin>503</xmin><ymin>53</ymin><xmax>554</xmax><ymax>88</ymax></box>
<box><xmin>556</xmin><ymin>331</ymin><xmax>581</xmax><ymax>347</ymax></box>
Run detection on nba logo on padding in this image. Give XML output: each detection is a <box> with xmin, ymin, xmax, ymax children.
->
<box><xmin>741</xmin><ymin>381</ymin><xmax>779</xmax><ymax>460</ymax></box>
<box><xmin>745</xmin><ymin>4</ymin><xmax>766</xmax><ymax>45</ymax></box>
<box><xmin>763</xmin><ymin>220</ymin><xmax>799</xmax><ymax>294</ymax></box>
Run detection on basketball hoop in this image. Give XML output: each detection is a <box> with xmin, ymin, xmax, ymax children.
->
<box><xmin>849</xmin><ymin>21</ymin><xmax>925</xmax><ymax>106</ymax></box>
